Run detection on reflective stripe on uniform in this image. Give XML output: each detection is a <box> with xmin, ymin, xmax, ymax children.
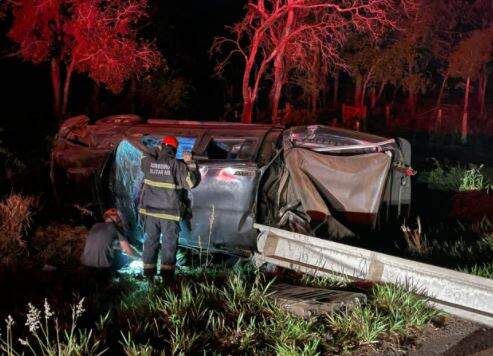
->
<box><xmin>161</xmin><ymin>264</ymin><xmax>175</xmax><ymax>271</ymax></box>
<box><xmin>139</xmin><ymin>208</ymin><xmax>181</xmax><ymax>221</ymax></box>
<box><xmin>144</xmin><ymin>179</ymin><xmax>177</xmax><ymax>189</ymax></box>
<box><xmin>186</xmin><ymin>172</ymin><xmax>194</xmax><ymax>189</ymax></box>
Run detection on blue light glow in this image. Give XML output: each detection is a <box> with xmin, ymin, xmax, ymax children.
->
<box><xmin>112</xmin><ymin>136</ymin><xmax>196</xmax><ymax>245</ymax></box>
<box><xmin>114</xmin><ymin>139</ymin><xmax>145</xmax><ymax>244</ymax></box>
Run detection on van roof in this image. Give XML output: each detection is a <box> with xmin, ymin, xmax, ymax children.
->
<box><xmin>146</xmin><ymin>119</ymin><xmax>281</xmax><ymax>130</ymax></box>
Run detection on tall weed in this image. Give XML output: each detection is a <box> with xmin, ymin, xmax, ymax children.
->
<box><xmin>419</xmin><ymin>160</ymin><xmax>491</xmax><ymax>191</ymax></box>
<box><xmin>0</xmin><ymin>194</ymin><xmax>37</xmax><ymax>265</ymax></box>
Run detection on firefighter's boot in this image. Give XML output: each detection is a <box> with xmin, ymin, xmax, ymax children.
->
<box><xmin>143</xmin><ymin>265</ymin><xmax>157</xmax><ymax>282</ymax></box>
<box><xmin>160</xmin><ymin>265</ymin><xmax>175</xmax><ymax>286</ymax></box>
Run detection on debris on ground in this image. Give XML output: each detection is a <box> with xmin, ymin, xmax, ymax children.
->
<box><xmin>270</xmin><ymin>283</ymin><xmax>366</xmax><ymax>318</ymax></box>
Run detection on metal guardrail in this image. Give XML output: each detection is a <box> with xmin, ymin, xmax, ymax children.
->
<box><xmin>254</xmin><ymin>224</ymin><xmax>493</xmax><ymax>327</ymax></box>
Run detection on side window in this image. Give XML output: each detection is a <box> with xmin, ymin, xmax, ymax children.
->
<box><xmin>204</xmin><ymin>138</ymin><xmax>258</xmax><ymax>160</ymax></box>
<box><xmin>140</xmin><ymin>135</ymin><xmax>196</xmax><ymax>160</ymax></box>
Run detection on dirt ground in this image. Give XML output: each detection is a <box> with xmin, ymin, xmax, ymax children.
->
<box><xmin>406</xmin><ymin>318</ymin><xmax>493</xmax><ymax>356</ymax></box>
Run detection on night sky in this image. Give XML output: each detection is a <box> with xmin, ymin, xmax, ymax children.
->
<box><xmin>0</xmin><ymin>1</ymin><xmax>245</xmax><ymax>153</ymax></box>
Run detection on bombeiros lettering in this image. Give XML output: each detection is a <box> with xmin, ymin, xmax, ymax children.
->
<box><xmin>149</xmin><ymin>162</ymin><xmax>171</xmax><ymax>176</ymax></box>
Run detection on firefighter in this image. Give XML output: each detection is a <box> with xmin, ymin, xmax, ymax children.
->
<box><xmin>82</xmin><ymin>208</ymin><xmax>140</xmax><ymax>269</ymax></box>
<box><xmin>139</xmin><ymin>135</ymin><xmax>200</xmax><ymax>280</ymax></box>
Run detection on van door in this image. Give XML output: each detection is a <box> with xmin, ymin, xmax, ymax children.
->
<box><xmin>182</xmin><ymin>136</ymin><xmax>261</xmax><ymax>253</ymax></box>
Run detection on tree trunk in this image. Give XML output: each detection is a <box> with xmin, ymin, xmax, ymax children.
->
<box><xmin>370</xmin><ymin>87</ymin><xmax>377</xmax><ymax>109</ymax></box>
<box><xmin>332</xmin><ymin>70</ymin><xmax>339</xmax><ymax>108</ymax></box>
<box><xmin>271</xmin><ymin>0</ymin><xmax>295</xmax><ymax>124</ymax></box>
<box><xmin>61</xmin><ymin>61</ymin><xmax>75</xmax><ymax>118</ymax></box>
<box><xmin>309</xmin><ymin>53</ymin><xmax>321</xmax><ymax>114</ymax></box>
<box><xmin>436</xmin><ymin>108</ymin><xmax>442</xmax><ymax>131</ymax></box>
<box><xmin>461</xmin><ymin>76</ymin><xmax>470</xmax><ymax>144</ymax></box>
<box><xmin>391</xmin><ymin>85</ymin><xmax>398</xmax><ymax>105</ymax></box>
<box><xmin>241</xmin><ymin>59</ymin><xmax>254</xmax><ymax>124</ymax></box>
<box><xmin>408</xmin><ymin>90</ymin><xmax>417</xmax><ymax>119</ymax></box>
<box><xmin>319</xmin><ymin>62</ymin><xmax>329</xmax><ymax>109</ymax></box>
<box><xmin>354</xmin><ymin>74</ymin><xmax>363</xmax><ymax>107</ymax></box>
<box><xmin>376</xmin><ymin>81</ymin><xmax>385</xmax><ymax>104</ymax></box>
<box><xmin>51</xmin><ymin>59</ymin><xmax>62</xmax><ymax>122</ymax></box>
<box><xmin>361</xmin><ymin>76</ymin><xmax>369</xmax><ymax>108</ymax></box>
<box><xmin>242</xmin><ymin>96</ymin><xmax>253</xmax><ymax>124</ymax></box>
<box><xmin>310</xmin><ymin>82</ymin><xmax>318</xmax><ymax>114</ymax></box>
<box><xmin>385</xmin><ymin>104</ymin><xmax>391</xmax><ymax>127</ymax></box>
<box><xmin>241</xmin><ymin>15</ymin><xmax>264</xmax><ymax>125</ymax></box>
<box><xmin>436</xmin><ymin>74</ymin><xmax>448</xmax><ymax>108</ymax></box>
<box><xmin>271</xmin><ymin>59</ymin><xmax>284</xmax><ymax>123</ymax></box>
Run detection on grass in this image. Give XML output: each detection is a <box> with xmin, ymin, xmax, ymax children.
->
<box><xmin>1</xmin><ymin>299</ymin><xmax>108</xmax><ymax>356</ymax></box>
<box><xmin>0</xmin><ymin>262</ymin><xmax>440</xmax><ymax>355</ymax></box>
<box><xmin>418</xmin><ymin>160</ymin><xmax>492</xmax><ymax>192</ymax></box>
<box><xmin>371</xmin><ymin>284</ymin><xmax>439</xmax><ymax>331</ymax></box>
<box><xmin>1</xmin><ymin>185</ymin><xmax>482</xmax><ymax>353</ymax></box>
<box><xmin>398</xmin><ymin>217</ymin><xmax>493</xmax><ymax>279</ymax></box>
<box><xmin>459</xmin><ymin>262</ymin><xmax>493</xmax><ymax>279</ymax></box>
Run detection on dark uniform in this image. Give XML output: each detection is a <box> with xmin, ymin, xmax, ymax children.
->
<box><xmin>81</xmin><ymin>222</ymin><xmax>128</xmax><ymax>269</ymax></box>
<box><xmin>139</xmin><ymin>146</ymin><xmax>199</xmax><ymax>276</ymax></box>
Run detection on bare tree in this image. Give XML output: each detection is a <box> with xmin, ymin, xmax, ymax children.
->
<box><xmin>448</xmin><ymin>27</ymin><xmax>493</xmax><ymax>143</ymax></box>
<box><xmin>7</xmin><ymin>0</ymin><xmax>162</xmax><ymax>121</ymax></box>
<box><xmin>212</xmin><ymin>0</ymin><xmax>415</xmax><ymax>124</ymax></box>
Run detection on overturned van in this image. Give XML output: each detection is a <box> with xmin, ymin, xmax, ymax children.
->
<box><xmin>51</xmin><ymin>115</ymin><xmax>412</xmax><ymax>256</ymax></box>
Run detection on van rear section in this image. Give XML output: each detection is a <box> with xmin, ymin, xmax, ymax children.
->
<box><xmin>256</xmin><ymin>125</ymin><xmax>412</xmax><ymax>239</ymax></box>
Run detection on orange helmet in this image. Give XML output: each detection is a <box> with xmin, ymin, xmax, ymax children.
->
<box><xmin>162</xmin><ymin>136</ymin><xmax>179</xmax><ymax>149</ymax></box>
<box><xmin>103</xmin><ymin>208</ymin><xmax>120</xmax><ymax>222</ymax></box>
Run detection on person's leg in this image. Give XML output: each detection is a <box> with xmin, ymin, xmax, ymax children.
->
<box><xmin>142</xmin><ymin>216</ymin><xmax>161</xmax><ymax>277</ymax></box>
<box><xmin>160</xmin><ymin>220</ymin><xmax>180</xmax><ymax>280</ymax></box>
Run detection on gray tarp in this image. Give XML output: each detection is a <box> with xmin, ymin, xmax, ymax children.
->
<box><xmin>285</xmin><ymin>149</ymin><xmax>391</xmax><ymax>215</ymax></box>
<box><xmin>276</xmin><ymin>148</ymin><xmax>391</xmax><ymax>239</ymax></box>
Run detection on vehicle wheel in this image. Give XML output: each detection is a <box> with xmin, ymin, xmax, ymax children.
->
<box><xmin>95</xmin><ymin>114</ymin><xmax>143</xmax><ymax>126</ymax></box>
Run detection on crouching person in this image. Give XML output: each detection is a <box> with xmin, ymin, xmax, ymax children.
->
<box><xmin>81</xmin><ymin>208</ymin><xmax>140</xmax><ymax>270</ymax></box>
<box><xmin>139</xmin><ymin>136</ymin><xmax>200</xmax><ymax>281</ymax></box>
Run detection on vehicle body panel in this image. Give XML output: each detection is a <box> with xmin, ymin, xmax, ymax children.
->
<box><xmin>52</xmin><ymin>116</ymin><xmax>411</xmax><ymax>255</ymax></box>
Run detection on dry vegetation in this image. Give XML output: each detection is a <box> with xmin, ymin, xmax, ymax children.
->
<box><xmin>0</xmin><ymin>194</ymin><xmax>86</xmax><ymax>269</ymax></box>
<box><xmin>33</xmin><ymin>224</ymin><xmax>87</xmax><ymax>268</ymax></box>
<box><xmin>0</xmin><ymin>194</ymin><xmax>37</xmax><ymax>266</ymax></box>
<box><xmin>399</xmin><ymin>217</ymin><xmax>493</xmax><ymax>279</ymax></box>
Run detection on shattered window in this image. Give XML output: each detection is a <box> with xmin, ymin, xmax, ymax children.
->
<box><xmin>205</xmin><ymin>138</ymin><xmax>258</xmax><ymax>160</ymax></box>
